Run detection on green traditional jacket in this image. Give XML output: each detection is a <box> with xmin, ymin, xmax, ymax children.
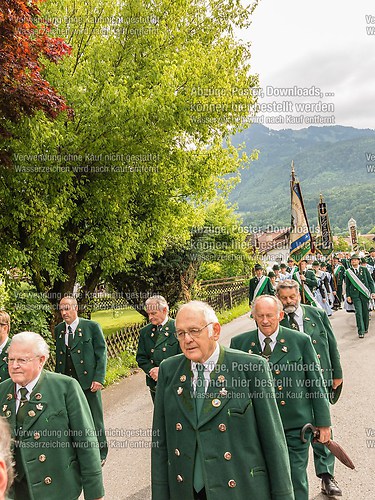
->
<box><xmin>0</xmin><ymin>338</ymin><xmax>11</xmax><ymax>384</ymax></box>
<box><xmin>55</xmin><ymin>317</ymin><xmax>107</xmax><ymax>389</ymax></box>
<box><xmin>333</xmin><ymin>264</ymin><xmax>346</xmax><ymax>286</ymax></box>
<box><xmin>280</xmin><ymin>305</ymin><xmax>342</xmax><ymax>388</ymax></box>
<box><xmin>230</xmin><ymin>326</ymin><xmax>331</xmax><ymax>430</ymax></box>
<box><xmin>249</xmin><ymin>276</ymin><xmax>275</xmax><ymax>304</ymax></box>
<box><xmin>0</xmin><ymin>370</ymin><xmax>104</xmax><ymax>500</ymax></box>
<box><xmin>136</xmin><ymin>318</ymin><xmax>180</xmax><ymax>391</ymax></box>
<box><xmin>345</xmin><ymin>266</ymin><xmax>375</xmax><ymax>299</ymax></box>
<box><xmin>152</xmin><ymin>346</ymin><xmax>294</xmax><ymax>500</ymax></box>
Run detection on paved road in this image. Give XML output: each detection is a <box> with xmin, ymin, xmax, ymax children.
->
<box><xmin>101</xmin><ymin>309</ymin><xmax>375</xmax><ymax>499</ymax></box>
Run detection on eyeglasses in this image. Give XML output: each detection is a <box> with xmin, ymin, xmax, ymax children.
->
<box><xmin>0</xmin><ymin>323</ymin><xmax>9</xmax><ymax>326</ymax></box>
<box><xmin>175</xmin><ymin>322</ymin><xmax>213</xmax><ymax>340</ymax></box>
<box><xmin>6</xmin><ymin>357</ymin><xmax>39</xmax><ymax>366</ymax></box>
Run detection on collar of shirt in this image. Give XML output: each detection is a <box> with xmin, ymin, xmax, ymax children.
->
<box><xmin>293</xmin><ymin>306</ymin><xmax>304</xmax><ymax>332</ymax></box>
<box><xmin>159</xmin><ymin>316</ymin><xmax>169</xmax><ymax>327</ymax></box>
<box><xmin>0</xmin><ymin>337</ymin><xmax>9</xmax><ymax>354</ymax></box>
<box><xmin>191</xmin><ymin>342</ymin><xmax>220</xmax><ymax>393</ymax></box>
<box><xmin>16</xmin><ymin>375</ymin><xmax>40</xmax><ymax>410</ymax></box>
<box><xmin>258</xmin><ymin>327</ymin><xmax>279</xmax><ymax>352</ymax></box>
<box><xmin>65</xmin><ymin>317</ymin><xmax>79</xmax><ymax>335</ymax></box>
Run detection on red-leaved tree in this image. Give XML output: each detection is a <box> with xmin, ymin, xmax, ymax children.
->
<box><xmin>0</xmin><ymin>0</ymin><xmax>72</xmax><ymax>141</ymax></box>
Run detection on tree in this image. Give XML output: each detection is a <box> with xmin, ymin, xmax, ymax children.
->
<box><xmin>0</xmin><ymin>0</ymin><xmax>71</xmax><ymax>159</ymax></box>
<box><xmin>0</xmin><ymin>0</ymin><xmax>259</xmax><ymax>325</ymax></box>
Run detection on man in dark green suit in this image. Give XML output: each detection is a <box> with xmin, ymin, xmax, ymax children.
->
<box><xmin>366</xmin><ymin>247</ymin><xmax>375</xmax><ymax>280</ymax></box>
<box><xmin>55</xmin><ymin>296</ymin><xmax>107</xmax><ymax>462</ymax></box>
<box><xmin>345</xmin><ymin>254</ymin><xmax>375</xmax><ymax>338</ymax></box>
<box><xmin>136</xmin><ymin>295</ymin><xmax>180</xmax><ymax>402</ymax></box>
<box><xmin>248</xmin><ymin>264</ymin><xmax>275</xmax><ymax>305</ymax></box>
<box><xmin>277</xmin><ymin>279</ymin><xmax>343</xmax><ymax>497</ymax></box>
<box><xmin>0</xmin><ymin>312</ymin><xmax>11</xmax><ymax>384</ymax></box>
<box><xmin>230</xmin><ymin>295</ymin><xmax>332</xmax><ymax>500</ymax></box>
<box><xmin>0</xmin><ymin>332</ymin><xmax>104</xmax><ymax>500</ymax></box>
<box><xmin>152</xmin><ymin>300</ymin><xmax>294</xmax><ymax>500</ymax></box>
<box><xmin>332</xmin><ymin>256</ymin><xmax>346</xmax><ymax>307</ymax></box>
<box><xmin>292</xmin><ymin>259</ymin><xmax>318</xmax><ymax>305</ymax></box>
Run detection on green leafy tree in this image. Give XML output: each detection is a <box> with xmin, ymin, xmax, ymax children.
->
<box><xmin>1</xmin><ymin>0</ymin><xmax>259</xmax><ymax>326</ymax></box>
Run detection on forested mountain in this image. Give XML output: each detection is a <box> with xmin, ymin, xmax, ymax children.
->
<box><xmin>230</xmin><ymin>124</ymin><xmax>375</xmax><ymax>234</ymax></box>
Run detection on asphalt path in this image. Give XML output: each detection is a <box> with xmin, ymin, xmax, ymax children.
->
<box><xmin>101</xmin><ymin>308</ymin><xmax>375</xmax><ymax>499</ymax></box>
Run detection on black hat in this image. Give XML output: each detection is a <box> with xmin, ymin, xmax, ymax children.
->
<box><xmin>369</xmin><ymin>247</ymin><xmax>375</xmax><ymax>253</ymax></box>
<box><xmin>254</xmin><ymin>264</ymin><xmax>263</xmax><ymax>271</ymax></box>
<box><xmin>312</xmin><ymin>261</ymin><xmax>320</xmax><ymax>267</ymax></box>
<box><xmin>280</xmin><ymin>263</ymin><xmax>287</xmax><ymax>269</ymax></box>
<box><xmin>329</xmin><ymin>381</ymin><xmax>343</xmax><ymax>405</ymax></box>
<box><xmin>272</xmin><ymin>264</ymin><xmax>280</xmax><ymax>271</ymax></box>
<box><xmin>268</xmin><ymin>271</ymin><xmax>276</xmax><ymax>278</ymax></box>
<box><xmin>350</xmin><ymin>254</ymin><xmax>360</xmax><ymax>260</ymax></box>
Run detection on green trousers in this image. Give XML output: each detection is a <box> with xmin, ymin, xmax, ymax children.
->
<box><xmin>84</xmin><ymin>389</ymin><xmax>108</xmax><ymax>461</ymax></box>
<box><xmin>285</xmin><ymin>428</ymin><xmax>311</xmax><ymax>500</ymax></box>
<box><xmin>352</xmin><ymin>294</ymin><xmax>370</xmax><ymax>335</ymax></box>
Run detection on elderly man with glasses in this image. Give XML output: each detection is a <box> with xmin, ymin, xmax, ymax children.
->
<box><xmin>0</xmin><ymin>311</ymin><xmax>11</xmax><ymax>384</ymax></box>
<box><xmin>151</xmin><ymin>300</ymin><xmax>294</xmax><ymax>500</ymax></box>
<box><xmin>0</xmin><ymin>332</ymin><xmax>104</xmax><ymax>500</ymax></box>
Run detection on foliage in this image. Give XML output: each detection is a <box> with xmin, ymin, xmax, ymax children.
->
<box><xmin>217</xmin><ymin>299</ymin><xmax>249</xmax><ymax>325</ymax></box>
<box><xmin>0</xmin><ymin>0</ymin><xmax>259</xmax><ymax>322</ymax></box>
<box><xmin>91</xmin><ymin>308</ymin><xmax>144</xmax><ymax>337</ymax></box>
<box><xmin>0</xmin><ymin>0</ymin><xmax>71</xmax><ymax>153</ymax></box>
<box><xmin>104</xmin><ymin>351</ymin><xmax>138</xmax><ymax>387</ymax></box>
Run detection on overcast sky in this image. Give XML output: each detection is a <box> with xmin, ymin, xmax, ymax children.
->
<box><xmin>240</xmin><ymin>0</ymin><xmax>375</xmax><ymax>130</ymax></box>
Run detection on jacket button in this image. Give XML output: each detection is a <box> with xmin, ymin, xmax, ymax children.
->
<box><xmin>60</xmin><ymin>351</ymin><xmax>63</xmax><ymax>355</ymax></box>
<box><xmin>277</xmin><ymin>386</ymin><xmax>282</xmax><ymax>391</ymax></box>
<box><xmin>280</xmin><ymin>400</ymin><xmax>286</xmax><ymax>406</ymax></box>
<box><xmin>77</xmin><ymin>350</ymin><xmax>81</xmax><ymax>354</ymax></box>
<box><xmin>162</xmin><ymin>347</ymin><xmax>166</xmax><ymax>352</ymax></box>
<box><xmin>312</xmin><ymin>340</ymin><xmax>317</xmax><ymax>344</ymax></box>
<box><xmin>59</xmin><ymin>361</ymin><xmax>62</xmax><ymax>365</ymax></box>
<box><xmin>44</xmin><ymin>476</ymin><xmax>52</xmax><ymax>485</ymax></box>
<box><xmin>83</xmin><ymin>371</ymin><xmax>88</xmax><ymax>375</ymax></box>
<box><xmin>317</xmin><ymin>354</ymin><xmax>321</xmax><ymax>359</ymax></box>
<box><xmin>228</xmin><ymin>479</ymin><xmax>236</xmax><ymax>488</ymax></box>
<box><xmin>151</xmin><ymin>360</ymin><xmax>154</xmax><ymax>364</ymax></box>
<box><xmin>80</xmin><ymin>360</ymin><xmax>84</xmax><ymax>363</ymax></box>
<box><xmin>151</xmin><ymin>349</ymin><xmax>154</xmax><ymax>353</ymax></box>
<box><xmin>175</xmin><ymin>449</ymin><xmax>181</xmax><ymax>456</ymax></box>
<box><xmin>218</xmin><ymin>423</ymin><xmax>227</xmax><ymax>432</ymax></box>
<box><xmin>224</xmin><ymin>451</ymin><xmax>232</xmax><ymax>460</ymax></box>
<box><xmin>275</xmin><ymin>370</ymin><xmax>281</xmax><ymax>375</ymax></box>
<box><xmin>39</xmin><ymin>454</ymin><xmax>46</xmax><ymax>462</ymax></box>
<box><xmin>34</xmin><ymin>432</ymin><xmax>41</xmax><ymax>440</ymax></box>
<box><xmin>176</xmin><ymin>423</ymin><xmax>182</xmax><ymax>431</ymax></box>
<box><xmin>176</xmin><ymin>475</ymin><xmax>183</xmax><ymax>482</ymax></box>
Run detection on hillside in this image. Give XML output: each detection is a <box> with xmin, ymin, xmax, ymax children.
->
<box><xmin>229</xmin><ymin>125</ymin><xmax>375</xmax><ymax>234</ymax></box>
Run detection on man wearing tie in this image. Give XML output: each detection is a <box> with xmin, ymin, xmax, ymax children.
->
<box><xmin>345</xmin><ymin>254</ymin><xmax>375</xmax><ymax>338</ymax></box>
<box><xmin>136</xmin><ymin>295</ymin><xmax>180</xmax><ymax>402</ymax></box>
<box><xmin>55</xmin><ymin>296</ymin><xmax>108</xmax><ymax>463</ymax></box>
<box><xmin>230</xmin><ymin>295</ymin><xmax>332</xmax><ymax>500</ymax></box>
<box><xmin>152</xmin><ymin>300</ymin><xmax>294</xmax><ymax>500</ymax></box>
<box><xmin>0</xmin><ymin>311</ymin><xmax>11</xmax><ymax>384</ymax></box>
<box><xmin>248</xmin><ymin>264</ymin><xmax>275</xmax><ymax>305</ymax></box>
<box><xmin>276</xmin><ymin>279</ymin><xmax>343</xmax><ymax>497</ymax></box>
<box><xmin>0</xmin><ymin>332</ymin><xmax>104</xmax><ymax>500</ymax></box>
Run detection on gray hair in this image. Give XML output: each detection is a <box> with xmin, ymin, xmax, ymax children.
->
<box><xmin>0</xmin><ymin>417</ymin><xmax>14</xmax><ymax>496</ymax></box>
<box><xmin>60</xmin><ymin>296</ymin><xmax>78</xmax><ymax>307</ymax></box>
<box><xmin>145</xmin><ymin>295</ymin><xmax>169</xmax><ymax>313</ymax></box>
<box><xmin>10</xmin><ymin>332</ymin><xmax>50</xmax><ymax>360</ymax></box>
<box><xmin>176</xmin><ymin>301</ymin><xmax>219</xmax><ymax>336</ymax></box>
<box><xmin>252</xmin><ymin>295</ymin><xmax>284</xmax><ymax>314</ymax></box>
<box><xmin>276</xmin><ymin>279</ymin><xmax>300</xmax><ymax>295</ymax></box>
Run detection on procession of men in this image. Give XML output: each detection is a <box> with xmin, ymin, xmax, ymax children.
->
<box><xmin>0</xmin><ymin>247</ymin><xmax>374</xmax><ymax>499</ymax></box>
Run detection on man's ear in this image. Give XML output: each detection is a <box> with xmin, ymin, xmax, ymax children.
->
<box><xmin>212</xmin><ymin>322</ymin><xmax>221</xmax><ymax>341</ymax></box>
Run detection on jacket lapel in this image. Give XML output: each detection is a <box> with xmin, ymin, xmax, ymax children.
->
<box><xmin>21</xmin><ymin>371</ymin><xmax>48</xmax><ymax>432</ymax></box>
<box><xmin>1</xmin><ymin>383</ymin><xmax>17</xmax><ymax>431</ymax></box>
<box><xmin>173</xmin><ymin>357</ymin><xmax>196</xmax><ymax>428</ymax></box>
<box><xmin>154</xmin><ymin>321</ymin><xmax>173</xmax><ymax>348</ymax></box>
<box><xmin>269</xmin><ymin>327</ymin><xmax>290</xmax><ymax>365</ymax></box>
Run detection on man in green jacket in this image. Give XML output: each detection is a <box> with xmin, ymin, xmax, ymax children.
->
<box><xmin>0</xmin><ymin>312</ymin><xmax>11</xmax><ymax>384</ymax></box>
<box><xmin>0</xmin><ymin>332</ymin><xmax>104</xmax><ymax>500</ymax></box>
<box><xmin>292</xmin><ymin>259</ymin><xmax>318</xmax><ymax>306</ymax></box>
<box><xmin>277</xmin><ymin>279</ymin><xmax>343</xmax><ymax>497</ymax></box>
<box><xmin>248</xmin><ymin>264</ymin><xmax>275</xmax><ymax>305</ymax></box>
<box><xmin>55</xmin><ymin>296</ymin><xmax>107</xmax><ymax>462</ymax></box>
<box><xmin>230</xmin><ymin>295</ymin><xmax>332</xmax><ymax>500</ymax></box>
<box><xmin>345</xmin><ymin>254</ymin><xmax>375</xmax><ymax>338</ymax></box>
<box><xmin>152</xmin><ymin>300</ymin><xmax>294</xmax><ymax>500</ymax></box>
<box><xmin>136</xmin><ymin>295</ymin><xmax>180</xmax><ymax>402</ymax></box>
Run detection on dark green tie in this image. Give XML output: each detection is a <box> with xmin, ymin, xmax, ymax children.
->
<box><xmin>16</xmin><ymin>387</ymin><xmax>29</xmax><ymax>427</ymax></box>
<box><xmin>262</xmin><ymin>337</ymin><xmax>272</xmax><ymax>358</ymax></box>
<box><xmin>288</xmin><ymin>312</ymin><xmax>300</xmax><ymax>331</ymax></box>
<box><xmin>68</xmin><ymin>325</ymin><xmax>74</xmax><ymax>347</ymax></box>
<box><xmin>194</xmin><ymin>364</ymin><xmax>206</xmax><ymax>493</ymax></box>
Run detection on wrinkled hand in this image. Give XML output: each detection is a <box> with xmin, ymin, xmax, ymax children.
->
<box><xmin>316</xmin><ymin>426</ymin><xmax>331</xmax><ymax>443</ymax></box>
<box><xmin>149</xmin><ymin>367</ymin><xmax>159</xmax><ymax>381</ymax></box>
<box><xmin>332</xmin><ymin>378</ymin><xmax>343</xmax><ymax>390</ymax></box>
<box><xmin>91</xmin><ymin>381</ymin><xmax>104</xmax><ymax>392</ymax></box>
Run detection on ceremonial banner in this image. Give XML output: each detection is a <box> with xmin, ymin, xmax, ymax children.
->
<box><xmin>317</xmin><ymin>194</ymin><xmax>333</xmax><ymax>257</ymax></box>
<box><xmin>348</xmin><ymin>218</ymin><xmax>359</xmax><ymax>252</ymax></box>
<box><xmin>289</xmin><ymin>162</ymin><xmax>313</xmax><ymax>262</ymax></box>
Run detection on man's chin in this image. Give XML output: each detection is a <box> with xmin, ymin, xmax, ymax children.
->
<box><xmin>284</xmin><ymin>305</ymin><xmax>297</xmax><ymax>314</ymax></box>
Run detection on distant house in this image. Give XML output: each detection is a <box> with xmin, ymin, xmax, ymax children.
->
<box><xmin>247</xmin><ymin>228</ymin><xmax>290</xmax><ymax>266</ymax></box>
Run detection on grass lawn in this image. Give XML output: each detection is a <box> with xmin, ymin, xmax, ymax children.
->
<box><xmin>92</xmin><ymin>308</ymin><xmax>145</xmax><ymax>337</ymax></box>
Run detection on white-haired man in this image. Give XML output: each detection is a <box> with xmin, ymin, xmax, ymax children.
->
<box><xmin>152</xmin><ymin>300</ymin><xmax>294</xmax><ymax>500</ymax></box>
<box><xmin>0</xmin><ymin>332</ymin><xmax>104</xmax><ymax>500</ymax></box>
<box><xmin>136</xmin><ymin>295</ymin><xmax>180</xmax><ymax>402</ymax></box>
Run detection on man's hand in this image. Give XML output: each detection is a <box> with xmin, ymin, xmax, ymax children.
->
<box><xmin>316</xmin><ymin>426</ymin><xmax>331</xmax><ymax>443</ymax></box>
<box><xmin>332</xmin><ymin>378</ymin><xmax>343</xmax><ymax>390</ymax></box>
<box><xmin>149</xmin><ymin>367</ymin><xmax>159</xmax><ymax>381</ymax></box>
<box><xmin>91</xmin><ymin>381</ymin><xmax>104</xmax><ymax>392</ymax></box>
<box><xmin>371</xmin><ymin>293</ymin><xmax>375</xmax><ymax>299</ymax></box>
<box><xmin>300</xmin><ymin>274</ymin><xmax>306</xmax><ymax>281</ymax></box>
